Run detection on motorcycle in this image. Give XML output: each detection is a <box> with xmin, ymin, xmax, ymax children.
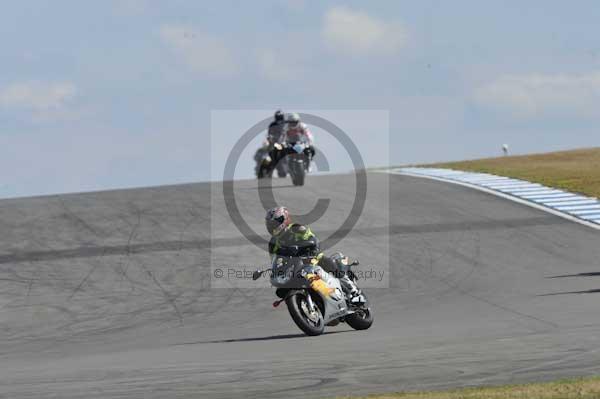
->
<box><xmin>253</xmin><ymin>252</ymin><xmax>373</xmax><ymax>336</ymax></box>
<box><xmin>255</xmin><ymin>143</ymin><xmax>288</xmax><ymax>179</ymax></box>
<box><xmin>254</xmin><ymin>147</ymin><xmax>272</xmax><ymax>179</ymax></box>
<box><xmin>286</xmin><ymin>139</ymin><xmax>310</xmax><ymax>186</ymax></box>
<box><xmin>272</xmin><ymin>142</ymin><xmax>288</xmax><ymax>178</ymax></box>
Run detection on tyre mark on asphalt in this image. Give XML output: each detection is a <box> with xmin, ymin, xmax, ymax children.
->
<box><xmin>116</xmin><ymin>207</ymin><xmax>142</xmax><ymax>291</ymax></box>
<box><xmin>0</xmin><ymin>216</ymin><xmax>562</xmax><ymax>265</ymax></box>
<box><xmin>57</xmin><ymin>197</ymin><xmax>108</xmax><ymax>239</ymax></box>
<box><xmin>129</xmin><ymin>206</ymin><xmax>185</xmax><ymax>325</ymax></box>
<box><xmin>67</xmin><ymin>261</ymin><xmax>100</xmax><ymax>301</ymax></box>
<box><xmin>398</xmin><ymin>230</ymin><xmax>559</xmax><ymax>329</ymax></box>
<box><xmin>421</xmin><ymin>229</ymin><xmax>480</xmax><ymax>303</ymax></box>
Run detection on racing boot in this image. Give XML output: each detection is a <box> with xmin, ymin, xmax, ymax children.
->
<box><xmin>304</xmin><ymin>155</ymin><xmax>312</xmax><ymax>173</ymax></box>
<box><xmin>339</xmin><ymin>273</ymin><xmax>364</xmax><ymax>305</ymax></box>
<box><xmin>304</xmin><ymin>149</ymin><xmax>314</xmax><ymax>173</ymax></box>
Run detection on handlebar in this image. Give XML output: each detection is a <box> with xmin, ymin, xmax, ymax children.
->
<box><xmin>252</xmin><ymin>255</ymin><xmax>360</xmax><ymax>281</ymax></box>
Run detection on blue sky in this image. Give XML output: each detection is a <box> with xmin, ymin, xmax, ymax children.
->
<box><xmin>1</xmin><ymin>1</ymin><xmax>600</xmax><ymax>198</ymax></box>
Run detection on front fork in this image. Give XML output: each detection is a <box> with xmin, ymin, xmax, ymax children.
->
<box><xmin>273</xmin><ymin>289</ymin><xmax>316</xmax><ymax>312</ymax></box>
<box><xmin>305</xmin><ymin>291</ymin><xmax>317</xmax><ymax>312</ymax></box>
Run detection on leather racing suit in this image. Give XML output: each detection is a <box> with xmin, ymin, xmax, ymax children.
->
<box><xmin>284</xmin><ymin>123</ymin><xmax>316</xmax><ymax>167</ymax></box>
<box><xmin>266</xmin><ymin>120</ymin><xmax>288</xmax><ymax>177</ymax></box>
<box><xmin>268</xmin><ymin>223</ymin><xmax>360</xmax><ymax>298</ymax></box>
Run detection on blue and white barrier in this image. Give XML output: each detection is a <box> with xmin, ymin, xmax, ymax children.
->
<box><xmin>387</xmin><ymin>167</ymin><xmax>600</xmax><ymax>230</ymax></box>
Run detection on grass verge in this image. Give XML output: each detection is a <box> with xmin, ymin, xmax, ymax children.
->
<box><xmin>428</xmin><ymin>147</ymin><xmax>600</xmax><ymax>198</ymax></box>
<box><xmin>336</xmin><ymin>376</ymin><xmax>600</xmax><ymax>399</ymax></box>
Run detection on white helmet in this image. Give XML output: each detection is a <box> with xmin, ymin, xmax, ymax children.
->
<box><xmin>287</xmin><ymin>113</ymin><xmax>300</xmax><ymax>125</ymax></box>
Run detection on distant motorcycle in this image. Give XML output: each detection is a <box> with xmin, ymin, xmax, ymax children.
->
<box><xmin>272</xmin><ymin>143</ymin><xmax>288</xmax><ymax>178</ymax></box>
<box><xmin>254</xmin><ymin>147</ymin><xmax>273</xmax><ymax>179</ymax></box>
<box><xmin>253</xmin><ymin>252</ymin><xmax>373</xmax><ymax>336</ymax></box>
<box><xmin>285</xmin><ymin>138</ymin><xmax>311</xmax><ymax>186</ymax></box>
<box><xmin>255</xmin><ymin>143</ymin><xmax>288</xmax><ymax>179</ymax></box>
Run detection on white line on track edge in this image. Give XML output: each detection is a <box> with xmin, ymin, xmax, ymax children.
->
<box><xmin>383</xmin><ymin>169</ymin><xmax>600</xmax><ymax>232</ymax></box>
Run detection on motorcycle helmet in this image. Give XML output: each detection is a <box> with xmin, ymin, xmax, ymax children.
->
<box><xmin>330</xmin><ymin>252</ymin><xmax>349</xmax><ymax>266</ymax></box>
<box><xmin>287</xmin><ymin>112</ymin><xmax>300</xmax><ymax>127</ymax></box>
<box><xmin>274</xmin><ymin>109</ymin><xmax>284</xmax><ymax>122</ymax></box>
<box><xmin>265</xmin><ymin>206</ymin><xmax>291</xmax><ymax>236</ymax></box>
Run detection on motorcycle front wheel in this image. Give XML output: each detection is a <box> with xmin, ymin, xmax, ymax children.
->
<box><xmin>346</xmin><ymin>307</ymin><xmax>373</xmax><ymax>330</ymax></box>
<box><xmin>286</xmin><ymin>292</ymin><xmax>324</xmax><ymax>336</ymax></box>
<box><xmin>290</xmin><ymin>161</ymin><xmax>305</xmax><ymax>186</ymax></box>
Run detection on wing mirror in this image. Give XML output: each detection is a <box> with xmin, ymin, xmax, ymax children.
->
<box><xmin>252</xmin><ymin>270</ymin><xmax>263</xmax><ymax>281</ymax></box>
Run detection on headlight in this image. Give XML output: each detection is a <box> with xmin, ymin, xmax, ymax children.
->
<box><xmin>275</xmin><ymin>274</ymin><xmax>290</xmax><ymax>285</ymax></box>
<box><xmin>272</xmin><ymin>266</ymin><xmax>292</xmax><ymax>284</ymax></box>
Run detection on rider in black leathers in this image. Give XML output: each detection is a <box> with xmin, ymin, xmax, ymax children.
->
<box><xmin>266</xmin><ymin>110</ymin><xmax>287</xmax><ymax>177</ymax></box>
<box><xmin>265</xmin><ymin>206</ymin><xmax>361</xmax><ymax>301</ymax></box>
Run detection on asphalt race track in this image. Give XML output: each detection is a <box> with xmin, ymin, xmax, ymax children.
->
<box><xmin>1</xmin><ymin>172</ymin><xmax>600</xmax><ymax>398</ymax></box>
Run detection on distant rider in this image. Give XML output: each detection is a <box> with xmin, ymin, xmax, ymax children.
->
<box><xmin>266</xmin><ymin>110</ymin><xmax>287</xmax><ymax>177</ymax></box>
<box><xmin>267</xmin><ymin>110</ymin><xmax>286</xmax><ymax>145</ymax></box>
<box><xmin>254</xmin><ymin>139</ymin><xmax>272</xmax><ymax>178</ymax></box>
<box><xmin>265</xmin><ymin>206</ymin><xmax>362</xmax><ymax>302</ymax></box>
<box><xmin>284</xmin><ymin>113</ymin><xmax>315</xmax><ymax>171</ymax></box>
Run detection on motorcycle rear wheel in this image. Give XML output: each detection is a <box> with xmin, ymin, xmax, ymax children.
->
<box><xmin>286</xmin><ymin>292</ymin><xmax>324</xmax><ymax>336</ymax></box>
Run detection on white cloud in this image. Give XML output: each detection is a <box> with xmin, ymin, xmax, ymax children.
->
<box><xmin>0</xmin><ymin>81</ymin><xmax>77</xmax><ymax>111</ymax></box>
<box><xmin>323</xmin><ymin>6</ymin><xmax>407</xmax><ymax>56</ymax></box>
<box><xmin>159</xmin><ymin>24</ymin><xmax>237</xmax><ymax>76</ymax></box>
<box><xmin>473</xmin><ymin>72</ymin><xmax>600</xmax><ymax>118</ymax></box>
<box><xmin>257</xmin><ymin>49</ymin><xmax>303</xmax><ymax>81</ymax></box>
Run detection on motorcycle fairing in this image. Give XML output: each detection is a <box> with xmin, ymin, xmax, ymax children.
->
<box><xmin>305</xmin><ymin>268</ymin><xmax>350</xmax><ymax>324</ymax></box>
<box><xmin>305</xmin><ymin>273</ymin><xmax>336</xmax><ymax>298</ymax></box>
